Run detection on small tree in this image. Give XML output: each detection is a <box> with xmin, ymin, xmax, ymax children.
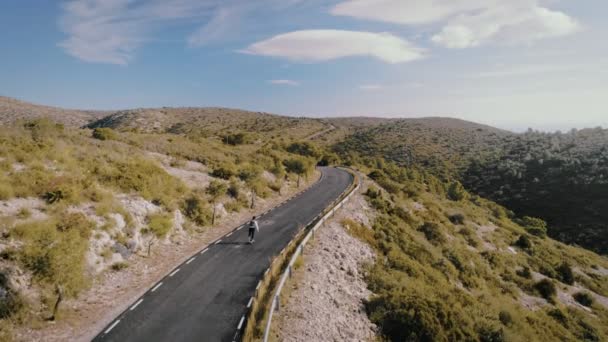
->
<box><xmin>521</xmin><ymin>216</ymin><xmax>548</xmax><ymax>237</ymax></box>
<box><xmin>447</xmin><ymin>181</ymin><xmax>468</xmax><ymax>201</ymax></box>
<box><xmin>92</xmin><ymin>127</ymin><xmax>117</xmax><ymax>141</ymax></box>
<box><xmin>283</xmin><ymin>157</ymin><xmax>313</xmax><ymax>187</ymax></box>
<box><xmin>206</xmin><ymin>180</ymin><xmax>227</xmax><ymax>225</ymax></box>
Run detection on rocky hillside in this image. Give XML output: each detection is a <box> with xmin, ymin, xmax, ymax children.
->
<box><xmin>0</xmin><ymin>117</ymin><xmax>321</xmax><ymax>340</ymax></box>
<box><xmin>87</xmin><ymin>107</ymin><xmax>326</xmax><ymax>140</ymax></box>
<box><xmin>0</xmin><ymin>96</ymin><xmax>108</xmax><ymax>127</ymax></box>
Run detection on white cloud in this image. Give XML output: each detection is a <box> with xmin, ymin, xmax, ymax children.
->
<box><xmin>331</xmin><ymin>0</ymin><xmax>580</xmax><ymax>48</ymax></box>
<box><xmin>359</xmin><ymin>84</ymin><xmax>382</xmax><ymax>91</ymax></box>
<box><xmin>59</xmin><ymin>0</ymin><xmax>219</xmax><ymax>64</ymax></box>
<box><xmin>243</xmin><ymin>30</ymin><xmax>425</xmax><ymax>64</ymax></box>
<box><xmin>58</xmin><ymin>0</ymin><xmax>303</xmax><ymax>64</ymax></box>
<box><xmin>269</xmin><ymin>79</ymin><xmax>300</xmax><ymax>86</ymax></box>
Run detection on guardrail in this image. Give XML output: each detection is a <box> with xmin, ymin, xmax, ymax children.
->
<box><xmin>259</xmin><ymin>168</ymin><xmax>360</xmax><ymax>342</ymax></box>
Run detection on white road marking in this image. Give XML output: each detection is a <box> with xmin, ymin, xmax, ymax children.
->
<box><xmin>264</xmin><ymin>269</ymin><xmax>269</xmax><ymax>276</ymax></box>
<box><xmin>151</xmin><ymin>282</ymin><xmax>163</xmax><ymax>292</ymax></box>
<box><xmin>169</xmin><ymin>268</ymin><xmax>180</xmax><ymax>277</ymax></box>
<box><xmin>247</xmin><ymin>297</ymin><xmax>254</xmax><ymax>308</ymax></box>
<box><xmin>130</xmin><ymin>299</ymin><xmax>143</xmax><ymax>311</ymax></box>
<box><xmin>236</xmin><ymin>226</ymin><xmax>243</xmax><ymax>231</ymax></box>
<box><xmin>105</xmin><ymin>320</ymin><xmax>121</xmax><ymax>334</ymax></box>
<box><xmin>215</xmin><ymin>240</ymin><xmax>222</xmax><ymax>245</ymax></box>
<box><xmin>200</xmin><ymin>248</ymin><xmax>208</xmax><ymax>255</ymax></box>
<box><xmin>256</xmin><ymin>280</ymin><xmax>262</xmax><ymax>290</ymax></box>
<box><xmin>237</xmin><ymin>316</ymin><xmax>245</xmax><ymax>330</ymax></box>
<box><xmin>226</xmin><ymin>232</ymin><xmax>233</xmax><ymax>237</ymax></box>
<box><xmin>186</xmin><ymin>257</ymin><xmax>196</xmax><ymax>264</ymax></box>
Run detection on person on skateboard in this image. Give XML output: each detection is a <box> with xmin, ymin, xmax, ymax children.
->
<box><xmin>248</xmin><ymin>216</ymin><xmax>259</xmax><ymax>244</ymax></box>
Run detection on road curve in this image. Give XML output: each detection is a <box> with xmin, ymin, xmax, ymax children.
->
<box><xmin>93</xmin><ymin>167</ymin><xmax>353</xmax><ymax>342</ymax></box>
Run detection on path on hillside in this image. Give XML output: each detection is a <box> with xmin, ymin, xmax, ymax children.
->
<box><xmin>93</xmin><ymin>167</ymin><xmax>353</xmax><ymax>342</ymax></box>
<box><xmin>306</xmin><ymin>124</ymin><xmax>336</xmax><ymax>140</ymax></box>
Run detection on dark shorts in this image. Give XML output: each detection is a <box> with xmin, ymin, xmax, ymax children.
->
<box><xmin>248</xmin><ymin>228</ymin><xmax>256</xmax><ymax>239</ymax></box>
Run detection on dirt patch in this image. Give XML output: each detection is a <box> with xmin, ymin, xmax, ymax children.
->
<box><xmin>12</xmin><ymin>171</ymin><xmax>321</xmax><ymax>342</ymax></box>
<box><xmin>274</xmin><ymin>181</ymin><xmax>377</xmax><ymax>342</ymax></box>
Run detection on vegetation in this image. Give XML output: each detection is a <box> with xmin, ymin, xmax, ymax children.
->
<box><xmin>350</xmin><ymin>158</ymin><xmax>608</xmax><ymax>341</ymax></box>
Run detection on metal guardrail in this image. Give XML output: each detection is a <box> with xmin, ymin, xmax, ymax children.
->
<box><xmin>261</xmin><ymin>169</ymin><xmax>360</xmax><ymax>342</ymax></box>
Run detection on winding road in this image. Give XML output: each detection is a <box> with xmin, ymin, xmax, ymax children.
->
<box><xmin>93</xmin><ymin>167</ymin><xmax>353</xmax><ymax>342</ymax></box>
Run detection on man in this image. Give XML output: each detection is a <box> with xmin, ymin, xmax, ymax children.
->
<box><xmin>248</xmin><ymin>216</ymin><xmax>259</xmax><ymax>244</ymax></box>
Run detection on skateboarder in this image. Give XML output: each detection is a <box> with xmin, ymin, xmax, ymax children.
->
<box><xmin>248</xmin><ymin>216</ymin><xmax>259</xmax><ymax>244</ymax></box>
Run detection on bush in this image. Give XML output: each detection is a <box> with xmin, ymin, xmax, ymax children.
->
<box><xmin>515</xmin><ymin>235</ymin><xmax>532</xmax><ymax>249</ymax></box>
<box><xmin>92</xmin><ymin>128</ymin><xmax>117</xmax><ymax>141</ymax></box>
<box><xmin>556</xmin><ymin>262</ymin><xmax>574</xmax><ymax>285</ymax></box>
<box><xmin>521</xmin><ymin>216</ymin><xmax>548</xmax><ymax>237</ymax></box>
<box><xmin>0</xmin><ymin>272</ymin><xmax>24</xmax><ymax>319</ymax></box>
<box><xmin>418</xmin><ymin>222</ymin><xmax>446</xmax><ymax>245</ymax></box>
<box><xmin>447</xmin><ymin>181</ymin><xmax>468</xmax><ymax>201</ymax></box>
<box><xmin>111</xmin><ymin>262</ymin><xmax>129</xmax><ymax>271</ymax></box>
<box><xmin>14</xmin><ymin>220</ymin><xmax>90</xmax><ymax>297</ymax></box>
<box><xmin>573</xmin><ymin>292</ymin><xmax>594</xmax><ymax>307</ymax></box>
<box><xmin>227</xmin><ymin>181</ymin><xmax>240</xmax><ymax>199</ymax></box>
<box><xmin>211</xmin><ymin>166</ymin><xmax>236</xmax><ymax>180</ymax></box>
<box><xmin>286</xmin><ymin>142</ymin><xmax>320</xmax><ymax>158</ymax></box>
<box><xmin>448</xmin><ymin>213</ymin><xmax>465</xmax><ymax>225</ymax></box>
<box><xmin>534</xmin><ymin>279</ymin><xmax>557</xmax><ymax>302</ymax></box>
<box><xmin>222</xmin><ymin>133</ymin><xmax>249</xmax><ymax>145</ymax></box>
<box><xmin>499</xmin><ymin>310</ymin><xmax>513</xmax><ymax>327</ymax></box>
<box><xmin>516</xmin><ymin>266</ymin><xmax>532</xmax><ymax>279</ymax></box>
<box><xmin>182</xmin><ymin>196</ymin><xmax>212</xmax><ymax>226</ymax></box>
<box><xmin>146</xmin><ymin>213</ymin><xmax>173</xmax><ymax>238</ymax></box>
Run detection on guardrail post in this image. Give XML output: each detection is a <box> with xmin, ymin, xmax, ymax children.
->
<box><xmin>275</xmin><ymin>295</ymin><xmax>280</xmax><ymax>312</ymax></box>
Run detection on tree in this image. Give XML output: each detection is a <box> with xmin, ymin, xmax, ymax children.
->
<box><xmin>283</xmin><ymin>157</ymin><xmax>313</xmax><ymax>187</ymax></box>
<box><xmin>447</xmin><ymin>182</ymin><xmax>468</xmax><ymax>201</ymax></box>
<box><xmin>206</xmin><ymin>180</ymin><xmax>227</xmax><ymax>225</ymax></box>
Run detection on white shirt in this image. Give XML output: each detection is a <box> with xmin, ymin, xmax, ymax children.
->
<box><xmin>249</xmin><ymin>220</ymin><xmax>259</xmax><ymax>231</ymax></box>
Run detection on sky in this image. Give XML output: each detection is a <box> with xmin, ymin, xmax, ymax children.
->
<box><xmin>1</xmin><ymin>0</ymin><xmax>607</xmax><ymax>132</ymax></box>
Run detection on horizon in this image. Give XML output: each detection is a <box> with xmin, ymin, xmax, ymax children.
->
<box><xmin>1</xmin><ymin>1</ymin><xmax>607</xmax><ymax>132</ymax></box>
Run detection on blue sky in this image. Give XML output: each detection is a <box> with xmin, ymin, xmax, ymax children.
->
<box><xmin>1</xmin><ymin>0</ymin><xmax>607</xmax><ymax>131</ymax></box>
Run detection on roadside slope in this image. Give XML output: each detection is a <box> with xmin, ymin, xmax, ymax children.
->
<box><xmin>94</xmin><ymin>167</ymin><xmax>353</xmax><ymax>342</ymax></box>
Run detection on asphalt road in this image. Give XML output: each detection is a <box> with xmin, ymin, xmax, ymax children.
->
<box><xmin>93</xmin><ymin>167</ymin><xmax>353</xmax><ymax>342</ymax></box>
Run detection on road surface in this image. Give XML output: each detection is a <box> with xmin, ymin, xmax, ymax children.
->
<box><xmin>93</xmin><ymin>167</ymin><xmax>353</xmax><ymax>342</ymax></box>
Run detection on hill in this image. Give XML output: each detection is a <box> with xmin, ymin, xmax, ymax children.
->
<box><xmin>333</xmin><ymin>117</ymin><xmax>512</xmax><ymax>178</ymax></box>
<box><xmin>87</xmin><ymin>107</ymin><xmax>326</xmax><ymax>140</ymax></box>
<box><xmin>0</xmin><ymin>96</ymin><xmax>108</xmax><ymax>127</ymax></box>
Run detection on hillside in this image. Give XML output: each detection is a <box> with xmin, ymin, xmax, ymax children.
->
<box><xmin>0</xmin><ymin>116</ymin><xmax>322</xmax><ymax>340</ymax></box>
<box><xmin>333</xmin><ymin>117</ymin><xmax>511</xmax><ymax>178</ymax></box>
<box><xmin>333</xmin><ymin>120</ymin><xmax>608</xmax><ymax>255</ymax></box>
<box><xmin>0</xmin><ymin>96</ymin><xmax>108</xmax><ymax>127</ymax></box>
<box><xmin>87</xmin><ymin>107</ymin><xmax>326</xmax><ymax>140</ymax></box>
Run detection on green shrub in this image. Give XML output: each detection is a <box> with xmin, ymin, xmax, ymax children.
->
<box><xmin>222</xmin><ymin>133</ymin><xmax>249</xmax><ymax>145</ymax></box>
<box><xmin>418</xmin><ymin>222</ymin><xmax>446</xmax><ymax>245</ymax></box>
<box><xmin>14</xmin><ymin>220</ymin><xmax>90</xmax><ymax>297</ymax></box>
<box><xmin>286</xmin><ymin>142</ymin><xmax>320</xmax><ymax>158</ymax></box>
<box><xmin>521</xmin><ymin>216</ymin><xmax>548</xmax><ymax>237</ymax></box>
<box><xmin>447</xmin><ymin>181</ymin><xmax>468</xmax><ymax>201</ymax></box>
<box><xmin>92</xmin><ymin>128</ymin><xmax>117</xmax><ymax>141</ymax></box>
<box><xmin>573</xmin><ymin>292</ymin><xmax>594</xmax><ymax>307</ymax></box>
<box><xmin>56</xmin><ymin>212</ymin><xmax>94</xmax><ymax>239</ymax></box>
<box><xmin>535</xmin><ymin>279</ymin><xmax>557</xmax><ymax>302</ymax></box>
<box><xmin>182</xmin><ymin>196</ymin><xmax>212</xmax><ymax>226</ymax></box>
<box><xmin>515</xmin><ymin>235</ymin><xmax>532</xmax><ymax>250</ymax></box>
<box><xmin>556</xmin><ymin>262</ymin><xmax>574</xmax><ymax>285</ymax></box>
<box><xmin>238</xmin><ymin>164</ymin><xmax>262</xmax><ymax>182</ymax></box>
<box><xmin>227</xmin><ymin>181</ymin><xmax>240</xmax><ymax>198</ymax></box>
<box><xmin>516</xmin><ymin>267</ymin><xmax>532</xmax><ymax>279</ymax></box>
<box><xmin>211</xmin><ymin>165</ymin><xmax>236</xmax><ymax>180</ymax></box>
<box><xmin>111</xmin><ymin>262</ymin><xmax>129</xmax><ymax>271</ymax></box>
<box><xmin>146</xmin><ymin>213</ymin><xmax>173</xmax><ymax>238</ymax></box>
<box><xmin>448</xmin><ymin>213</ymin><xmax>465</xmax><ymax>225</ymax></box>
<box><xmin>499</xmin><ymin>310</ymin><xmax>513</xmax><ymax>327</ymax></box>
<box><xmin>0</xmin><ymin>182</ymin><xmax>14</xmax><ymax>200</ymax></box>
<box><xmin>367</xmin><ymin>289</ymin><xmax>476</xmax><ymax>342</ymax></box>
<box><xmin>0</xmin><ymin>273</ymin><xmax>24</xmax><ymax>319</ymax></box>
